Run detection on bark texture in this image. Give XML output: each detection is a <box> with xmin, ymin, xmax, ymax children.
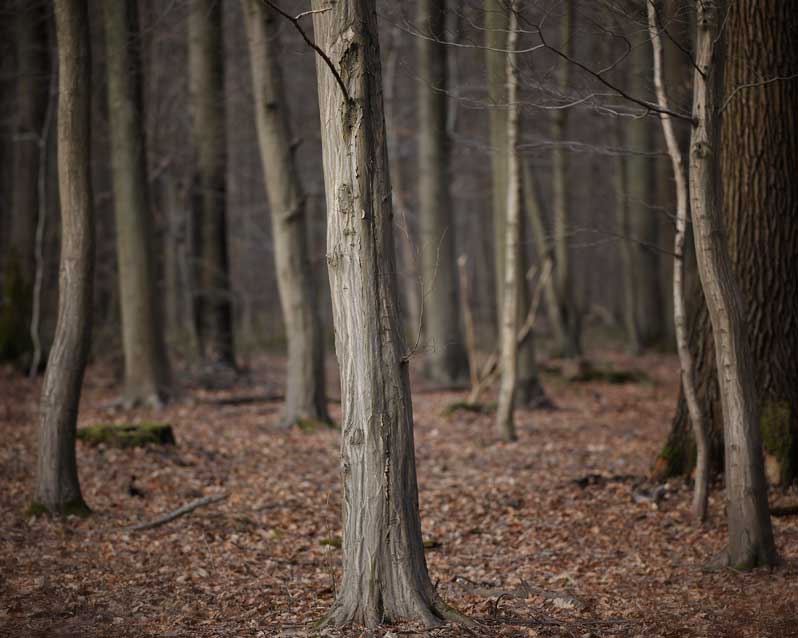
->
<box><xmin>311</xmin><ymin>0</ymin><xmax>462</xmax><ymax>626</ymax></box>
<box><xmin>188</xmin><ymin>0</ymin><xmax>235</xmax><ymax>367</ymax></box>
<box><xmin>658</xmin><ymin>0</ymin><xmax>798</xmax><ymax>488</ymax></box>
<box><xmin>33</xmin><ymin>0</ymin><xmax>92</xmax><ymax>516</ymax></box>
<box><xmin>242</xmin><ymin>0</ymin><xmax>330</xmax><ymax>427</ymax></box>
<box><xmin>104</xmin><ymin>0</ymin><xmax>170</xmax><ymax>406</ymax></box>
<box><xmin>688</xmin><ymin>0</ymin><xmax>776</xmax><ymax>567</ymax></box>
<box><xmin>417</xmin><ymin>0</ymin><xmax>468</xmax><ymax>384</ymax></box>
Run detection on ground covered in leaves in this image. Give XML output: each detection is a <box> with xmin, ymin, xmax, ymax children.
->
<box><xmin>1</xmin><ymin>352</ymin><xmax>797</xmax><ymax>637</ymax></box>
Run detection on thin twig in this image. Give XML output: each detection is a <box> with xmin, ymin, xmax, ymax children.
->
<box><xmin>125</xmin><ymin>493</ymin><xmax>227</xmax><ymax>531</ymax></box>
<box><xmin>261</xmin><ymin>0</ymin><xmax>351</xmax><ymax>103</ymax></box>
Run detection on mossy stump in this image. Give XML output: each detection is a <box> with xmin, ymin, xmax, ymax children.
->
<box><xmin>77</xmin><ymin>422</ymin><xmax>176</xmax><ymax>448</ymax></box>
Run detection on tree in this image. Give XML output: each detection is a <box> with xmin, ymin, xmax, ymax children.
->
<box><xmin>310</xmin><ymin>0</ymin><xmax>467</xmax><ymax>626</ymax></box>
<box><xmin>188</xmin><ymin>0</ymin><xmax>235</xmax><ymax>367</ymax></box>
<box><xmin>32</xmin><ymin>0</ymin><xmax>92</xmax><ymax>516</ymax></box>
<box><xmin>550</xmin><ymin>0</ymin><xmax>581</xmax><ymax>357</ymax></box>
<box><xmin>688</xmin><ymin>0</ymin><xmax>776</xmax><ymax>567</ymax></box>
<box><xmin>103</xmin><ymin>0</ymin><xmax>170</xmax><ymax>406</ymax></box>
<box><xmin>1</xmin><ymin>0</ymin><xmax>49</xmax><ymax>363</ymax></box>
<box><xmin>485</xmin><ymin>0</ymin><xmax>547</xmax><ymax>403</ymax></box>
<box><xmin>656</xmin><ymin>0</ymin><xmax>798</xmax><ymax>489</ymax></box>
<box><xmin>416</xmin><ymin>0</ymin><xmax>468</xmax><ymax>384</ymax></box>
<box><xmin>241</xmin><ymin>0</ymin><xmax>330</xmax><ymax>427</ymax></box>
<box><xmin>495</xmin><ymin>1</ymin><xmax>521</xmax><ymax>442</ymax></box>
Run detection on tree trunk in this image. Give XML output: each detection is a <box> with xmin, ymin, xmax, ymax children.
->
<box><xmin>689</xmin><ymin>0</ymin><xmax>776</xmax><ymax>567</ymax></box>
<box><xmin>1</xmin><ymin>0</ymin><xmax>49</xmax><ymax>363</ymax></box>
<box><xmin>485</xmin><ymin>0</ymin><xmax>542</xmax><ymax>402</ymax></box>
<box><xmin>495</xmin><ymin>2</ymin><xmax>520</xmax><ymax>442</ymax></box>
<box><xmin>417</xmin><ymin>0</ymin><xmax>468</xmax><ymax>384</ymax></box>
<box><xmin>648</xmin><ymin>0</ymin><xmax>709</xmax><ymax>522</ymax></box>
<box><xmin>550</xmin><ymin>0</ymin><xmax>581</xmax><ymax>357</ymax></box>
<box><xmin>627</xmin><ymin>39</ymin><xmax>663</xmax><ymax>349</ymax></box>
<box><xmin>103</xmin><ymin>0</ymin><xmax>170</xmax><ymax>406</ymax></box>
<box><xmin>188</xmin><ymin>0</ymin><xmax>235</xmax><ymax>367</ymax></box>
<box><xmin>242</xmin><ymin>0</ymin><xmax>330</xmax><ymax>427</ymax></box>
<box><xmin>32</xmin><ymin>0</ymin><xmax>92</xmax><ymax>516</ymax></box>
<box><xmin>311</xmin><ymin>0</ymin><xmax>466</xmax><ymax>627</ymax></box>
<box><xmin>657</xmin><ymin>0</ymin><xmax>798</xmax><ymax>489</ymax></box>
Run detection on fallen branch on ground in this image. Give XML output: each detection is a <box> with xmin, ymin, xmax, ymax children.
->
<box><xmin>125</xmin><ymin>493</ymin><xmax>228</xmax><ymax>531</ymax></box>
<box><xmin>454</xmin><ymin>575</ymin><xmax>586</xmax><ymax>610</ymax></box>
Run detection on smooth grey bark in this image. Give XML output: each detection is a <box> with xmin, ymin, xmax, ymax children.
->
<box><xmin>242</xmin><ymin>0</ymin><xmax>330</xmax><ymax>427</ymax></box>
<box><xmin>311</xmin><ymin>0</ymin><xmax>468</xmax><ymax>627</ymax></box>
<box><xmin>485</xmin><ymin>0</ymin><xmax>543</xmax><ymax>403</ymax></box>
<box><xmin>103</xmin><ymin>0</ymin><xmax>170</xmax><ymax>406</ymax></box>
<box><xmin>648</xmin><ymin>0</ymin><xmax>708</xmax><ymax>522</ymax></box>
<box><xmin>32</xmin><ymin>0</ymin><xmax>92</xmax><ymax>516</ymax></box>
<box><xmin>188</xmin><ymin>0</ymin><xmax>235</xmax><ymax>367</ymax></box>
<box><xmin>550</xmin><ymin>0</ymin><xmax>581</xmax><ymax>357</ymax></box>
<box><xmin>689</xmin><ymin>0</ymin><xmax>776</xmax><ymax>567</ymax></box>
<box><xmin>416</xmin><ymin>0</ymin><xmax>468</xmax><ymax>384</ymax></box>
<box><xmin>495</xmin><ymin>2</ymin><xmax>520</xmax><ymax>442</ymax></box>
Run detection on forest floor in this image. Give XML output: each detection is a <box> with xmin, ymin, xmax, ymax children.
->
<box><xmin>1</xmin><ymin>351</ymin><xmax>797</xmax><ymax>638</ymax></box>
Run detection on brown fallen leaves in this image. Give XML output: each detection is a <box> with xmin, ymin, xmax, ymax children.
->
<box><xmin>0</xmin><ymin>352</ymin><xmax>796</xmax><ymax>638</ymax></box>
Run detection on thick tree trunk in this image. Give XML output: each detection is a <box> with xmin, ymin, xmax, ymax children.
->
<box><xmin>103</xmin><ymin>0</ymin><xmax>170</xmax><ymax>406</ymax></box>
<box><xmin>417</xmin><ymin>0</ymin><xmax>468</xmax><ymax>384</ymax></box>
<box><xmin>311</xmin><ymin>0</ymin><xmax>466</xmax><ymax>627</ymax></box>
<box><xmin>32</xmin><ymin>0</ymin><xmax>92</xmax><ymax>516</ymax></box>
<box><xmin>1</xmin><ymin>0</ymin><xmax>49</xmax><ymax>363</ymax></box>
<box><xmin>689</xmin><ymin>0</ymin><xmax>776</xmax><ymax>567</ymax></box>
<box><xmin>550</xmin><ymin>0</ymin><xmax>581</xmax><ymax>357</ymax></box>
<box><xmin>657</xmin><ymin>0</ymin><xmax>798</xmax><ymax>488</ymax></box>
<box><xmin>485</xmin><ymin>0</ymin><xmax>543</xmax><ymax>402</ymax></box>
<box><xmin>495</xmin><ymin>3</ymin><xmax>520</xmax><ymax>442</ymax></box>
<box><xmin>188</xmin><ymin>0</ymin><xmax>235</xmax><ymax>367</ymax></box>
<box><xmin>242</xmin><ymin>0</ymin><xmax>330</xmax><ymax>427</ymax></box>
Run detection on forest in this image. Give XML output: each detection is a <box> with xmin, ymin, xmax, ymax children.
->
<box><xmin>0</xmin><ymin>0</ymin><xmax>796</xmax><ymax>636</ymax></box>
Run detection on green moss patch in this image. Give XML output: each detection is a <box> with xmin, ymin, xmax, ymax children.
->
<box><xmin>77</xmin><ymin>421</ymin><xmax>176</xmax><ymax>448</ymax></box>
<box><xmin>443</xmin><ymin>401</ymin><xmax>495</xmax><ymax>417</ymax></box>
<box><xmin>28</xmin><ymin>497</ymin><xmax>91</xmax><ymax>518</ymax></box>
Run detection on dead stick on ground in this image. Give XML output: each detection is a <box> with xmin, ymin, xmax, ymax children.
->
<box><xmin>126</xmin><ymin>493</ymin><xmax>228</xmax><ymax>531</ymax></box>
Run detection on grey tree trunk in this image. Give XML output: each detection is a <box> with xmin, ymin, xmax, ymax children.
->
<box><xmin>32</xmin><ymin>0</ymin><xmax>92</xmax><ymax>517</ymax></box>
<box><xmin>485</xmin><ymin>0</ymin><xmax>543</xmax><ymax>403</ymax></box>
<box><xmin>103</xmin><ymin>0</ymin><xmax>170</xmax><ymax>406</ymax></box>
<box><xmin>495</xmin><ymin>2</ymin><xmax>520</xmax><ymax>442</ymax></box>
<box><xmin>417</xmin><ymin>0</ymin><xmax>467</xmax><ymax>384</ymax></box>
<box><xmin>689</xmin><ymin>0</ymin><xmax>777</xmax><ymax>567</ymax></box>
<box><xmin>550</xmin><ymin>0</ymin><xmax>581</xmax><ymax>357</ymax></box>
<box><xmin>188</xmin><ymin>0</ymin><xmax>235</xmax><ymax>367</ymax></box>
<box><xmin>242</xmin><ymin>0</ymin><xmax>330</xmax><ymax>427</ymax></box>
<box><xmin>1</xmin><ymin>0</ymin><xmax>49</xmax><ymax>363</ymax></box>
<box><xmin>311</xmin><ymin>0</ymin><xmax>467</xmax><ymax>627</ymax></box>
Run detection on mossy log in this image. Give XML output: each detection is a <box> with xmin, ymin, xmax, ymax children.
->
<box><xmin>77</xmin><ymin>422</ymin><xmax>175</xmax><ymax>448</ymax></box>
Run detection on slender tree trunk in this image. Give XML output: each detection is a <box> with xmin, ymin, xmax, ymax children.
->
<box><xmin>311</xmin><ymin>0</ymin><xmax>468</xmax><ymax>627</ymax></box>
<box><xmin>689</xmin><ymin>0</ymin><xmax>776</xmax><ymax>567</ymax></box>
<box><xmin>648</xmin><ymin>0</ymin><xmax>708</xmax><ymax>522</ymax></box>
<box><xmin>1</xmin><ymin>0</ymin><xmax>49</xmax><ymax>363</ymax></box>
<box><xmin>188</xmin><ymin>0</ymin><xmax>235</xmax><ymax>367</ymax></box>
<box><xmin>103</xmin><ymin>0</ymin><xmax>170</xmax><ymax>406</ymax></box>
<box><xmin>627</xmin><ymin>39</ymin><xmax>663</xmax><ymax>349</ymax></box>
<box><xmin>32</xmin><ymin>0</ymin><xmax>92</xmax><ymax>516</ymax></box>
<box><xmin>242</xmin><ymin>0</ymin><xmax>330</xmax><ymax>427</ymax></box>
<box><xmin>613</xmin><ymin>122</ymin><xmax>641</xmax><ymax>354</ymax></box>
<box><xmin>417</xmin><ymin>0</ymin><xmax>468</xmax><ymax>384</ymax></box>
<box><xmin>657</xmin><ymin>0</ymin><xmax>798</xmax><ymax>489</ymax></box>
<box><xmin>485</xmin><ymin>0</ymin><xmax>542</xmax><ymax>402</ymax></box>
<box><xmin>495</xmin><ymin>2</ymin><xmax>521</xmax><ymax>442</ymax></box>
<box><xmin>551</xmin><ymin>0</ymin><xmax>581</xmax><ymax>357</ymax></box>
